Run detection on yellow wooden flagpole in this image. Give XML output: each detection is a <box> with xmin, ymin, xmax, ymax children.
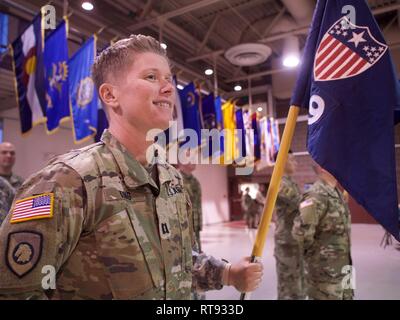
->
<box><xmin>240</xmin><ymin>105</ymin><xmax>300</xmax><ymax>300</ymax></box>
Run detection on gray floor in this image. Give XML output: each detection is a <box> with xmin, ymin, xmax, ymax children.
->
<box><xmin>202</xmin><ymin>221</ymin><xmax>400</xmax><ymax>300</ymax></box>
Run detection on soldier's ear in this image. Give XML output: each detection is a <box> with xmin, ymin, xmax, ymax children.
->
<box><xmin>99</xmin><ymin>83</ymin><xmax>119</xmax><ymax>111</ymax></box>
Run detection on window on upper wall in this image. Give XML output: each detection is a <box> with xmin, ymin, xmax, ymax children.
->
<box><xmin>0</xmin><ymin>13</ymin><xmax>8</xmax><ymax>54</ymax></box>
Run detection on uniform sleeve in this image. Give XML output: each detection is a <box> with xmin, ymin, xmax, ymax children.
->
<box><xmin>276</xmin><ymin>179</ymin><xmax>296</xmax><ymax>207</ymax></box>
<box><xmin>191</xmin><ymin>250</ymin><xmax>226</xmax><ymax>291</ymax></box>
<box><xmin>0</xmin><ymin>163</ymin><xmax>86</xmax><ymax>299</ymax></box>
<box><xmin>291</xmin><ymin>194</ymin><xmax>326</xmax><ymax>249</ymax></box>
<box><xmin>0</xmin><ymin>179</ymin><xmax>15</xmax><ymax>226</ymax></box>
<box><xmin>195</xmin><ymin>179</ymin><xmax>203</xmax><ymax>231</ymax></box>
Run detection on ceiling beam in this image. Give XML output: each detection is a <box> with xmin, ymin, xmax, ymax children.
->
<box><xmin>196</xmin><ymin>13</ymin><xmax>220</xmax><ymax>54</ymax></box>
<box><xmin>187</xmin><ymin>2</ymin><xmax>400</xmax><ymax>63</ymax></box>
<box><xmin>226</xmin><ymin>67</ymin><xmax>293</xmax><ymax>83</ymax></box>
<box><xmin>128</xmin><ymin>0</ymin><xmax>224</xmax><ymax>31</ymax></box>
<box><xmin>139</xmin><ymin>0</ymin><xmax>155</xmax><ymax>20</ymax></box>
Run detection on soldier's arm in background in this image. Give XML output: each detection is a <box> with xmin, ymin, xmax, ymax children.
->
<box><xmin>0</xmin><ymin>163</ymin><xmax>86</xmax><ymax>299</ymax></box>
<box><xmin>0</xmin><ymin>178</ymin><xmax>16</xmax><ymax>226</ymax></box>
<box><xmin>197</xmin><ymin>179</ymin><xmax>203</xmax><ymax>231</ymax></box>
<box><xmin>191</xmin><ymin>251</ymin><xmax>263</xmax><ymax>293</ymax></box>
<box><xmin>276</xmin><ymin>179</ymin><xmax>298</xmax><ymax>208</ymax></box>
<box><xmin>255</xmin><ymin>191</ymin><xmax>265</xmax><ymax>205</ymax></box>
<box><xmin>291</xmin><ymin>194</ymin><xmax>326</xmax><ymax>249</ymax></box>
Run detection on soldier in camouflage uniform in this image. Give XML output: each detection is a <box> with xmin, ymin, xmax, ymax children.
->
<box><xmin>177</xmin><ymin>162</ymin><xmax>206</xmax><ymax>300</ymax></box>
<box><xmin>177</xmin><ymin>163</ymin><xmax>203</xmax><ymax>253</ymax></box>
<box><xmin>292</xmin><ymin>165</ymin><xmax>353</xmax><ymax>300</ymax></box>
<box><xmin>0</xmin><ymin>35</ymin><xmax>263</xmax><ymax>299</ymax></box>
<box><xmin>0</xmin><ymin>176</ymin><xmax>15</xmax><ymax>226</ymax></box>
<box><xmin>273</xmin><ymin>151</ymin><xmax>305</xmax><ymax>300</ymax></box>
<box><xmin>0</xmin><ymin>142</ymin><xmax>24</xmax><ymax>190</ymax></box>
<box><xmin>241</xmin><ymin>187</ymin><xmax>253</xmax><ymax>228</ymax></box>
<box><xmin>254</xmin><ymin>184</ymin><xmax>266</xmax><ymax>228</ymax></box>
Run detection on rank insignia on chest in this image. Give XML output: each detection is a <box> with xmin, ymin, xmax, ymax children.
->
<box><xmin>159</xmin><ymin>220</ymin><xmax>172</xmax><ymax>239</ymax></box>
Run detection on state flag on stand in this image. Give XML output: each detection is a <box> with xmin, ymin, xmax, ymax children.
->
<box><xmin>291</xmin><ymin>0</ymin><xmax>400</xmax><ymax>240</ymax></box>
<box><xmin>11</xmin><ymin>14</ymin><xmax>46</xmax><ymax>134</ymax></box>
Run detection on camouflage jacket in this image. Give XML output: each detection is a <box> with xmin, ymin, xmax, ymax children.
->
<box><xmin>0</xmin><ymin>176</ymin><xmax>15</xmax><ymax>226</ymax></box>
<box><xmin>0</xmin><ymin>130</ymin><xmax>225</xmax><ymax>300</ymax></box>
<box><xmin>180</xmin><ymin>172</ymin><xmax>202</xmax><ymax>232</ymax></box>
<box><xmin>292</xmin><ymin>179</ymin><xmax>352</xmax><ymax>281</ymax></box>
<box><xmin>1</xmin><ymin>173</ymin><xmax>24</xmax><ymax>191</ymax></box>
<box><xmin>274</xmin><ymin>175</ymin><xmax>302</xmax><ymax>246</ymax></box>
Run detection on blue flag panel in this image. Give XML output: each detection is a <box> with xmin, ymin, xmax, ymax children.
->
<box><xmin>68</xmin><ymin>36</ymin><xmax>98</xmax><ymax>143</ymax></box>
<box><xmin>291</xmin><ymin>0</ymin><xmax>400</xmax><ymax>240</ymax></box>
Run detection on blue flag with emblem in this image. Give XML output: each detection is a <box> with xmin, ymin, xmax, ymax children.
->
<box><xmin>44</xmin><ymin>19</ymin><xmax>69</xmax><ymax>133</ymax></box>
<box><xmin>179</xmin><ymin>82</ymin><xmax>202</xmax><ymax>147</ymax></box>
<box><xmin>235</xmin><ymin>108</ymin><xmax>246</xmax><ymax>159</ymax></box>
<box><xmin>215</xmin><ymin>95</ymin><xmax>224</xmax><ymax>156</ymax></box>
<box><xmin>201</xmin><ymin>92</ymin><xmax>222</xmax><ymax>159</ymax></box>
<box><xmin>396</xmin><ymin>80</ymin><xmax>400</xmax><ymax>124</ymax></box>
<box><xmin>68</xmin><ymin>36</ymin><xmax>98</xmax><ymax>143</ymax></box>
<box><xmin>0</xmin><ymin>13</ymin><xmax>8</xmax><ymax>54</ymax></box>
<box><xmin>94</xmin><ymin>98</ymin><xmax>109</xmax><ymax>143</ymax></box>
<box><xmin>291</xmin><ymin>0</ymin><xmax>400</xmax><ymax>240</ymax></box>
<box><xmin>11</xmin><ymin>13</ymin><xmax>46</xmax><ymax>134</ymax></box>
<box><xmin>251</xmin><ymin>113</ymin><xmax>261</xmax><ymax>161</ymax></box>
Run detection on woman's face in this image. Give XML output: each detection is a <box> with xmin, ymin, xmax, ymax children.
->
<box><xmin>114</xmin><ymin>52</ymin><xmax>175</xmax><ymax>133</ymax></box>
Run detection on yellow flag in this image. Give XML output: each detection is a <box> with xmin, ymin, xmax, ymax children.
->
<box><xmin>221</xmin><ymin>100</ymin><xmax>236</xmax><ymax>164</ymax></box>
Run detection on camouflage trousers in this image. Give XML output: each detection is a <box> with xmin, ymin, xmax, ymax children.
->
<box><xmin>274</xmin><ymin>243</ymin><xmax>306</xmax><ymax>300</ymax></box>
<box><xmin>194</xmin><ymin>230</ymin><xmax>202</xmax><ymax>253</ymax></box>
<box><xmin>306</xmin><ymin>277</ymin><xmax>354</xmax><ymax>300</ymax></box>
<box><xmin>245</xmin><ymin>213</ymin><xmax>259</xmax><ymax>229</ymax></box>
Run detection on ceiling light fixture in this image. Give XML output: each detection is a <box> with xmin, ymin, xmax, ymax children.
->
<box><xmin>282</xmin><ymin>36</ymin><xmax>300</xmax><ymax>68</ymax></box>
<box><xmin>82</xmin><ymin>2</ymin><xmax>94</xmax><ymax>11</ymax></box>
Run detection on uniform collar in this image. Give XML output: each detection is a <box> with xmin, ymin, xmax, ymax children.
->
<box><xmin>101</xmin><ymin>129</ymin><xmax>174</xmax><ymax>189</ymax></box>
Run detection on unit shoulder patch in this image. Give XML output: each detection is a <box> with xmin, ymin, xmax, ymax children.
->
<box><xmin>6</xmin><ymin>231</ymin><xmax>43</xmax><ymax>278</ymax></box>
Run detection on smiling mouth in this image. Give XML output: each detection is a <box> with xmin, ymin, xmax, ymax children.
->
<box><xmin>153</xmin><ymin>101</ymin><xmax>172</xmax><ymax>109</ymax></box>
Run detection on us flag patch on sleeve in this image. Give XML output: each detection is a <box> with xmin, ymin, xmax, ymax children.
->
<box><xmin>300</xmin><ymin>199</ymin><xmax>314</xmax><ymax>209</ymax></box>
<box><xmin>10</xmin><ymin>193</ymin><xmax>54</xmax><ymax>224</ymax></box>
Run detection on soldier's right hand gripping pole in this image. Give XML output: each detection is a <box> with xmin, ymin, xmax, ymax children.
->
<box><xmin>240</xmin><ymin>105</ymin><xmax>300</xmax><ymax>300</ymax></box>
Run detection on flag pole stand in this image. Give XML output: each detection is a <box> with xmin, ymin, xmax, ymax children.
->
<box><xmin>240</xmin><ymin>105</ymin><xmax>300</xmax><ymax>300</ymax></box>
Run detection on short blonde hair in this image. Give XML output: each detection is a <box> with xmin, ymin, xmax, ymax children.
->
<box><xmin>92</xmin><ymin>34</ymin><xmax>168</xmax><ymax>90</ymax></box>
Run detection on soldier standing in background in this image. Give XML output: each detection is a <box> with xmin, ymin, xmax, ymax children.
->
<box><xmin>177</xmin><ymin>162</ymin><xmax>206</xmax><ymax>300</ymax></box>
<box><xmin>0</xmin><ymin>142</ymin><xmax>24</xmax><ymax>190</ymax></box>
<box><xmin>273</xmin><ymin>151</ymin><xmax>305</xmax><ymax>300</ymax></box>
<box><xmin>292</xmin><ymin>164</ymin><xmax>353</xmax><ymax>300</ymax></box>
<box><xmin>177</xmin><ymin>162</ymin><xmax>203</xmax><ymax>252</ymax></box>
<box><xmin>254</xmin><ymin>183</ymin><xmax>266</xmax><ymax>228</ymax></box>
<box><xmin>0</xmin><ymin>176</ymin><xmax>15</xmax><ymax>226</ymax></box>
<box><xmin>241</xmin><ymin>187</ymin><xmax>254</xmax><ymax>229</ymax></box>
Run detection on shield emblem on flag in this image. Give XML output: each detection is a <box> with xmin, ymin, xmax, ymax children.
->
<box><xmin>314</xmin><ymin>17</ymin><xmax>387</xmax><ymax>82</ymax></box>
<box><xmin>6</xmin><ymin>231</ymin><xmax>43</xmax><ymax>278</ymax></box>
